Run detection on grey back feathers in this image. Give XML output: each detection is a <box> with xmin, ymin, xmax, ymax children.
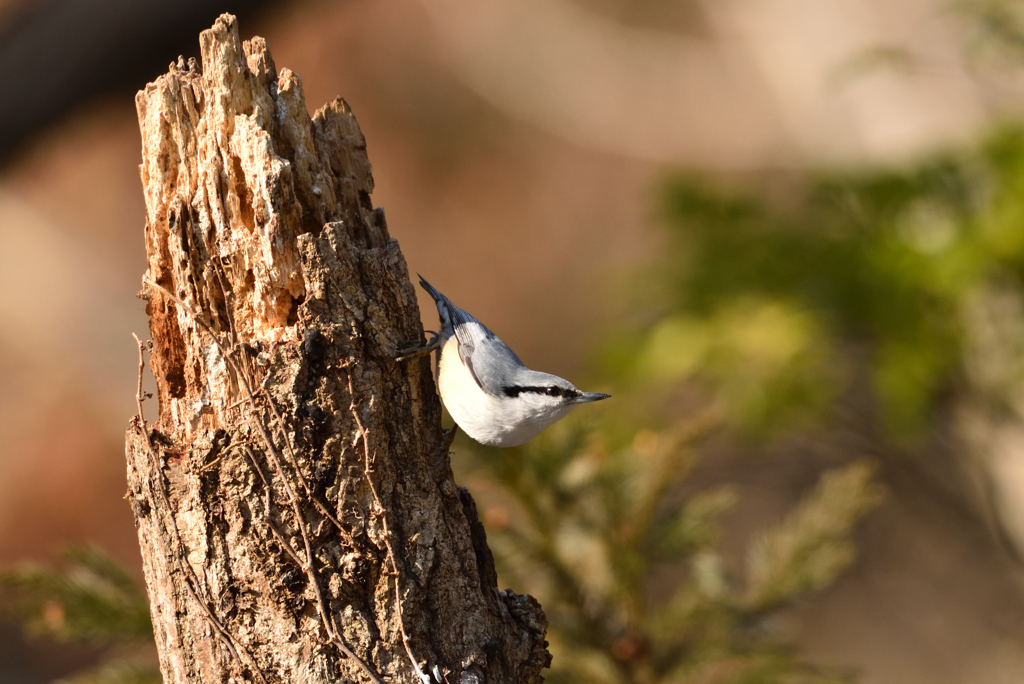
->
<box><xmin>419</xmin><ymin>275</ymin><xmax>527</xmax><ymax>396</ymax></box>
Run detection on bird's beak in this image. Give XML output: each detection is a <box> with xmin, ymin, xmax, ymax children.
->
<box><xmin>576</xmin><ymin>392</ymin><xmax>611</xmax><ymax>403</ymax></box>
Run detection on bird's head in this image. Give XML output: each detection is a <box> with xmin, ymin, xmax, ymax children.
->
<box><xmin>500</xmin><ymin>370</ymin><xmax>610</xmax><ymax>419</ymax></box>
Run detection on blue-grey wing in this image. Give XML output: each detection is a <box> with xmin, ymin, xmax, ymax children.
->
<box><xmin>456</xmin><ymin>323</ymin><xmax>525</xmax><ymax>395</ymax></box>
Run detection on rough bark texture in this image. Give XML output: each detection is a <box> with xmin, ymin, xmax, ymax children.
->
<box><xmin>125</xmin><ymin>14</ymin><xmax>550</xmax><ymax>684</ymax></box>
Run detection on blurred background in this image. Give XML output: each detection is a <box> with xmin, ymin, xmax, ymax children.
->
<box><xmin>3</xmin><ymin>0</ymin><xmax>1024</xmax><ymax>682</ymax></box>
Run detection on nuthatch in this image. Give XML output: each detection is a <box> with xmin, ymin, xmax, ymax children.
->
<box><xmin>411</xmin><ymin>276</ymin><xmax>610</xmax><ymax>447</ymax></box>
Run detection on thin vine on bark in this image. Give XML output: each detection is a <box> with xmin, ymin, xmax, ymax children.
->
<box><xmin>125</xmin><ymin>14</ymin><xmax>550</xmax><ymax>684</ymax></box>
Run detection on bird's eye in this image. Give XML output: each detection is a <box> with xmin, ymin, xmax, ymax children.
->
<box><xmin>546</xmin><ymin>386</ymin><xmax>561</xmax><ymax>397</ymax></box>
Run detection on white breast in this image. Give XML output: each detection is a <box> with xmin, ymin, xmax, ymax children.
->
<box><xmin>436</xmin><ymin>336</ymin><xmax>570</xmax><ymax>447</ymax></box>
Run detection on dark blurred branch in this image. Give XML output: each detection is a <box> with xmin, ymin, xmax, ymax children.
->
<box><xmin>0</xmin><ymin>0</ymin><xmax>280</xmax><ymax>165</ymax></box>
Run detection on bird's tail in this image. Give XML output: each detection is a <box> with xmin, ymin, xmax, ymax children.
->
<box><xmin>418</xmin><ymin>275</ymin><xmax>445</xmax><ymax>304</ymax></box>
<box><xmin>418</xmin><ymin>275</ymin><xmax>456</xmax><ymax>335</ymax></box>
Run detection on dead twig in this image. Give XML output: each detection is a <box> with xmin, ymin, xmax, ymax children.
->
<box><xmin>242</xmin><ymin>446</ymin><xmax>313</xmax><ymax>572</ymax></box>
<box><xmin>131</xmin><ymin>337</ymin><xmax>268</xmax><ymax>684</ymax></box>
<box><xmin>347</xmin><ymin>369</ymin><xmax>431</xmax><ymax>684</ymax></box>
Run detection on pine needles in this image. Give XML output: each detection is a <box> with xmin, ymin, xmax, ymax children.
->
<box><xmin>745</xmin><ymin>463</ymin><xmax>882</xmax><ymax>613</ymax></box>
<box><xmin>457</xmin><ymin>417</ymin><xmax>881</xmax><ymax>684</ymax></box>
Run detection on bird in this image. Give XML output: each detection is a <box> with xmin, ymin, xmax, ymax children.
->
<box><xmin>412</xmin><ymin>275</ymin><xmax>610</xmax><ymax>447</ymax></box>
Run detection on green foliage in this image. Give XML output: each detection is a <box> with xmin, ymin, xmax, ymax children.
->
<box><xmin>624</xmin><ymin>128</ymin><xmax>1024</xmax><ymax>437</ymax></box>
<box><xmin>448</xmin><ymin>123</ymin><xmax>1024</xmax><ymax>684</ymax></box>
<box><xmin>0</xmin><ymin>546</ymin><xmax>158</xmax><ymax>684</ymax></box>
<box><xmin>635</xmin><ymin>299</ymin><xmax>836</xmax><ymax>433</ymax></box>
<box><xmin>457</xmin><ymin>417</ymin><xmax>880</xmax><ymax>684</ymax></box>
<box><xmin>0</xmin><ymin>545</ymin><xmax>152</xmax><ymax>643</ymax></box>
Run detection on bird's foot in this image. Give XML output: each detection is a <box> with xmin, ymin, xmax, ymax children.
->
<box><xmin>430</xmin><ymin>426</ymin><xmax>458</xmax><ymax>471</ymax></box>
<box><xmin>393</xmin><ymin>331</ymin><xmax>440</xmax><ymax>362</ymax></box>
<box><xmin>443</xmin><ymin>425</ymin><xmax>458</xmax><ymax>452</ymax></box>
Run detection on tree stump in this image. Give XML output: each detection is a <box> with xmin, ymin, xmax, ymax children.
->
<box><xmin>125</xmin><ymin>14</ymin><xmax>550</xmax><ymax>684</ymax></box>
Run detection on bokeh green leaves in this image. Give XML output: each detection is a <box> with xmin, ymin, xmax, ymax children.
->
<box><xmin>0</xmin><ymin>546</ymin><xmax>158</xmax><ymax>684</ymax></box>
<box><xmin>640</xmin><ymin>128</ymin><xmax>1024</xmax><ymax>438</ymax></box>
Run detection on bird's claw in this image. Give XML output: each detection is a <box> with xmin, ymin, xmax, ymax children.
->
<box><xmin>394</xmin><ymin>331</ymin><xmax>440</xmax><ymax>362</ymax></box>
<box><xmin>443</xmin><ymin>425</ymin><xmax>457</xmax><ymax>452</ymax></box>
<box><xmin>430</xmin><ymin>426</ymin><xmax>458</xmax><ymax>471</ymax></box>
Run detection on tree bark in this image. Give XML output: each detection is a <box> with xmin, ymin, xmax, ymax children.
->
<box><xmin>125</xmin><ymin>14</ymin><xmax>550</xmax><ymax>684</ymax></box>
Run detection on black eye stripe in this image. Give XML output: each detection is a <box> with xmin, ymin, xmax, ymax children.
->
<box><xmin>502</xmin><ymin>386</ymin><xmax>548</xmax><ymax>397</ymax></box>
<box><xmin>502</xmin><ymin>385</ymin><xmax>580</xmax><ymax>398</ymax></box>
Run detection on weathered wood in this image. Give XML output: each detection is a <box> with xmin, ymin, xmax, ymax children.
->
<box><xmin>125</xmin><ymin>14</ymin><xmax>550</xmax><ymax>683</ymax></box>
